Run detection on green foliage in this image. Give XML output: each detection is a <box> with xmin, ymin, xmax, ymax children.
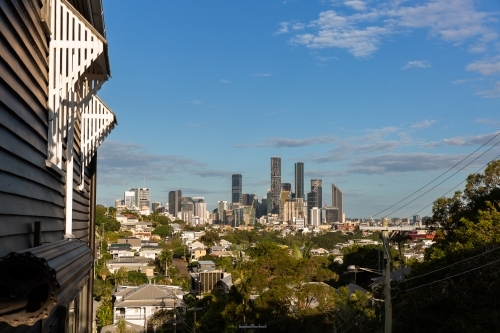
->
<box><xmin>152</xmin><ymin>225</ymin><xmax>171</xmax><ymax>239</ymax></box>
<box><xmin>96</xmin><ymin>300</ymin><xmax>113</xmax><ymax>327</ymax></box>
<box><xmin>96</xmin><ymin>204</ymin><xmax>121</xmax><ymax>231</ymax></box>
<box><xmin>392</xmin><ymin>160</ymin><xmax>500</xmax><ymax>333</ymax></box>
<box><xmin>246</xmin><ymin>241</ymin><xmax>282</xmax><ymax>259</ymax></box>
<box><xmin>200</xmin><ymin>230</ymin><xmax>221</xmax><ymax>246</ymax></box>
<box><xmin>127</xmin><ymin>271</ymin><xmax>149</xmax><ymax>285</ymax></box>
<box><xmin>113</xmin><ymin>267</ymin><xmax>128</xmax><ymax>285</ymax></box>
<box><xmin>93</xmin><ymin>278</ymin><xmax>113</xmax><ymax>302</ymax></box>
<box><xmin>149</xmin><ymin>309</ymin><xmax>175</xmax><ymax>328</ymax></box>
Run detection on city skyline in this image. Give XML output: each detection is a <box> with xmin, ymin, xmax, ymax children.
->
<box><xmin>96</xmin><ymin>0</ymin><xmax>500</xmax><ymax>217</ymax></box>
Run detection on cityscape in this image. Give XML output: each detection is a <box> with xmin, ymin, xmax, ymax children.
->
<box><xmin>115</xmin><ymin>158</ymin><xmax>350</xmax><ymax>229</ymax></box>
<box><xmin>0</xmin><ymin>0</ymin><xmax>499</xmax><ymax>333</ymax></box>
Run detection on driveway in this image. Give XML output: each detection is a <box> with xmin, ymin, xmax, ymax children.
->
<box><xmin>172</xmin><ymin>258</ymin><xmax>189</xmax><ymax>277</ymax></box>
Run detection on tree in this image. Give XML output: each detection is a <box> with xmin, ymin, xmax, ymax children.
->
<box><xmin>149</xmin><ymin>309</ymin><xmax>175</xmax><ymax>328</ymax></box>
<box><xmin>152</xmin><ymin>225</ymin><xmax>171</xmax><ymax>239</ymax></box>
<box><xmin>96</xmin><ymin>300</ymin><xmax>113</xmax><ymax>328</ymax></box>
<box><xmin>391</xmin><ymin>161</ymin><xmax>500</xmax><ymax>333</ymax></box>
<box><xmin>114</xmin><ymin>267</ymin><xmax>128</xmax><ymax>285</ymax></box>
<box><xmin>200</xmin><ymin>230</ymin><xmax>220</xmax><ymax>246</ymax></box>
<box><xmin>127</xmin><ymin>271</ymin><xmax>149</xmax><ymax>285</ymax></box>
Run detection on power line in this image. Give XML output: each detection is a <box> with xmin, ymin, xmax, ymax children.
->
<box><xmin>372</xmin><ymin>131</ymin><xmax>500</xmax><ymax>218</ymax></box>
<box><xmin>392</xmin><ymin>247</ymin><xmax>500</xmax><ymax>289</ymax></box>
<box><xmin>383</xmin><ymin>139</ymin><xmax>500</xmax><ymax>217</ymax></box>
<box><xmin>412</xmin><ymin>150</ymin><xmax>500</xmax><ymax>217</ymax></box>
<box><xmin>393</xmin><ymin>258</ymin><xmax>500</xmax><ymax>298</ymax></box>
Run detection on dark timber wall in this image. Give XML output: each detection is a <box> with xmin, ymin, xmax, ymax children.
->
<box><xmin>0</xmin><ymin>1</ymin><xmax>100</xmax><ymax>330</ymax></box>
<box><xmin>0</xmin><ymin>0</ymin><xmax>93</xmax><ymax>257</ymax></box>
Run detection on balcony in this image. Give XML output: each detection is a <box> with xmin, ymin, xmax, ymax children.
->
<box><xmin>114</xmin><ymin>314</ymin><xmax>148</xmax><ymax>321</ymax></box>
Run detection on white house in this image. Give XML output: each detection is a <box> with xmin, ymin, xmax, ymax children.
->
<box><xmin>113</xmin><ymin>284</ymin><xmax>185</xmax><ymax>328</ymax></box>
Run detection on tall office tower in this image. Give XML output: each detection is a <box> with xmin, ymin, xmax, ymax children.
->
<box><xmin>325</xmin><ymin>206</ymin><xmax>340</xmax><ymax>223</ymax></box>
<box><xmin>259</xmin><ymin>197</ymin><xmax>268</xmax><ymax>218</ymax></box>
<box><xmin>131</xmin><ymin>188</ymin><xmax>150</xmax><ymax>209</ymax></box>
<box><xmin>310</xmin><ymin>207</ymin><xmax>321</xmax><ymax>226</ymax></box>
<box><xmin>270</xmin><ymin>157</ymin><xmax>281</xmax><ymax>214</ymax></box>
<box><xmin>218</xmin><ymin>201</ymin><xmax>228</xmax><ymax>222</ymax></box>
<box><xmin>242</xmin><ymin>194</ymin><xmax>250</xmax><ymax>206</ymax></box>
<box><xmin>281</xmin><ymin>183</ymin><xmax>292</xmax><ymax>192</ymax></box>
<box><xmin>193</xmin><ymin>197</ymin><xmax>207</xmax><ymax>224</ymax></box>
<box><xmin>243</xmin><ymin>194</ymin><xmax>257</xmax><ymax>206</ymax></box>
<box><xmin>124</xmin><ymin>191</ymin><xmax>135</xmax><ymax>208</ymax></box>
<box><xmin>311</xmin><ymin>179</ymin><xmax>323</xmax><ymax>207</ymax></box>
<box><xmin>307</xmin><ymin>179</ymin><xmax>322</xmax><ymax>223</ymax></box>
<box><xmin>295</xmin><ymin>162</ymin><xmax>305</xmax><ymax>200</ymax></box>
<box><xmin>151</xmin><ymin>202</ymin><xmax>161</xmax><ymax>212</ymax></box>
<box><xmin>232</xmin><ymin>174</ymin><xmax>243</xmax><ymax>203</ymax></box>
<box><xmin>332</xmin><ymin>183</ymin><xmax>344</xmax><ymax>223</ymax></box>
<box><xmin>168</xmin><ymin>190</ymin><xmax>182</xmax><ymax>216</ymax></box>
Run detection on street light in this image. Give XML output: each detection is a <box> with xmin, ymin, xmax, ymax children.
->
<box><xmin>346</xmin><ymin>265</ymin><xmax>383</xmax><ymax>285</ymax></box>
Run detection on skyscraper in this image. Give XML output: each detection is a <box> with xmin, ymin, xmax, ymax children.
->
<box><xmin>232</xmin><ymin>174</ymin><xmax>242</xmax><ymax>203</ymax></box>
<box><xmin>332</xmin><ymin>183</ymin><xmax>344</xmax><ymax>223</ymax></box>
<box><xmin>270</xmin><ymin>157</ymin><xmax>281</xmax><ymax>214</ymax></box>
<box><xmin>130</xmin><ymin>188</ymin><xmax>150</xmax><ymax>209</ymax></box>
<box><xmin>193</xmin><ymin>197</ymin><xmax>207</xmax><ymax>224</ymax></box>
<box><xmin>307</xmin><ymin>179</ymin><xmax>322</xmax><ymax>224</ymax></box>
<box><xmin>124</xmin><ymin>191</ymin><xmax>135</xmax><ymax>208</ymax></box>
<box><xmin>311</xmin><ymin>178</ymin><xmax>323</xmax><ymax>208</ymax></box>
<box><xmin>295</xmin><ymin>162</ymin><xmax>304</xmax><ymax>200</ymax></box>
<box><xmin>168</xmin><ymin>190</ymin><xmax>182</xmax><ymax>216</ymax></box>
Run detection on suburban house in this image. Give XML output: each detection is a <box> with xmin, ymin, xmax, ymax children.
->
<box><xmin>139</xmin><ymin>247</ymin><xmax>162</xmax><ymax>260</ymax></box>
<box><xmin>113</xmin><ymin>284</ymin><xmax>185</xmax><ymax>328</ymax></box>
<box><xmin>190</xmin><ymin>260</ymin><xmax>233</xmax><ymax>296</ymax></box>
<box><xmin>106</xmin><ymin>257</ymin><xmax>151</xmax><ymax>274</ymax></box>
<box><xmin>0</xmin><ymin>0</ymin><xmax>115</xmax><ymax>331</ymax></box>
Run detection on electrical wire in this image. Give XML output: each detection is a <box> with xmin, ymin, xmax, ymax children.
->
<box><xmin>383</xmin><ymin>139</ymin><xmax>500</xmax><ymax>218</ymax></box>
<box><xmin>391</xmin><ymin>247</ymin><xmax>500</xmax><ymax>290</ymax></box>
<box><xmin>411</xmin><ymin>151</ymin><xmax>500</xmax><ymax>217</ymax></box>
<box><xmin>372</xmin><ymin>131</ymin><xmax>500</xmax><ymax>218</ymax></box>
<box><xmin>393</xmin><ymin>258</ymin><xmax>500</xmax><ymax>298</ymax></box>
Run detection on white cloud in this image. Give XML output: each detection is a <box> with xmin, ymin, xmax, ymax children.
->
<box><xmin>411</xmin><ymin>119</ymin><xmax>436</xmax><ymax>129</ymax></box>
<box><xmin>347</xmin><ymin>153</ymin><xmax>467</xmax><ymax>174</ymax></box>
<box><xmin>254</xmin><ymin>73</ymin><xmax>272</xmax><ymax>77</ymax></box>
<box><xmin>452</xmin><ymin>79</ymin><xmax>468</xmax><ymax>84</ymax></box>
<box><xmin>476</xmin><ymin>118</ymin><xmax>500</xmax><ymax>126</ymax></box>
<box><xmin>284</xmin><ymin>0</ymin><xmax>497</xmax><ymax>58</ymax></box>
<box><xmin>474</xmin><ymin>82</ymin><xmax>500</xmax><ymax>98</ymax></box>
<box><xmin>258</xmin><ymin>135</ymin><xmax>337</xmax><ymax>148</ymax></box>
<box><xmin>275</xmin><ymin>22</ymin><xmax>289</xmax><ymax>35</ymax></box>
<box><xmin>316</xmin><ymin>55</ymin><xmax>338</xmax><ymax>62</ymax></box>
<box><xmin>443</xmin><ymin>131</ymin><xmax>500</xmax><ymax>146</ymax></box>
<box><xmin>97</xmin><ymin>141</ymin><xmax>233</xmax><ymax>185</ymax></box>
<box><xmin>187</xmin><ymin>100</ymin><xmax>202</xmax><ymax>105</ymax></box>
<box><xmin>466</xmin><ymin>56</ymin><xmax>500</xmax><ymax>76</ymax></box>
<box><xmin>344</xmin><ymin>0</ymin><xmax>366</xmax><ymax>11</ymax></box>
<box><xmin>219</xmin><ymin>79</ymin><xmax>232</xmax><ymax>83</ymax></box>
<box><xmin>402</xmin><ymin>60</ymin><xmax>431</xmax><ymax>70</ymax></box>
<box><xmin>292</xmin><ymin>22</ymin><xmax>305</xmax><ymax>30</ymax></box>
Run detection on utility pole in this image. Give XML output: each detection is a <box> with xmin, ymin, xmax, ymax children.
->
<box><xmin>188</xmin><ymin>307</ymin><xmax>202</xmax><ymax>333</ymax></box>
<box><xmin>382</xmin><ymin>218</ymin><xmax>392</xmax><ymax>333</ymax></box>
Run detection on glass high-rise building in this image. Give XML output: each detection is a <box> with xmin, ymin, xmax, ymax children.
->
<box><xmin>168</xmin><ymin>190</ymin><xmax>182</xmax><ymax>216</ymax></box>
<box><xmin>332</xmin><ymin>183</ymin><xmax>344</xmax><ymax>223</ymax></box>
<box><xmin>270</xmin><ymin>157</ymin><xmax>281</xmax><ymax>214</ymax></box>
<box><xmin>295</xmin><ymin>162</ymin><xmax>304</xmax><ymax>200</ymax></box>
<box><xmin>232</xmin><ymin>174</ymin><xmax>242</xmax><ymax>203</ymax></box>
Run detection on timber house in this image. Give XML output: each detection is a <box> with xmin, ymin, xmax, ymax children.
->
<box><xmin>0</xmin><ymin>0</ymin><xmax>116</xmax><ymax>331</ymax></box>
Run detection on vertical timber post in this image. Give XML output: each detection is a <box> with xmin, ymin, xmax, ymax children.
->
<box><xmin>383</xmin><ymin>218</ymin><xmax>392</xmax><ymax>333</ymax></box>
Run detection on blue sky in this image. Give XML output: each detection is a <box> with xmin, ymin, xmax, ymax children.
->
<box><xmin>97</xmin><ymin>0</ymin><xmax>500</xmax><ymax>218</ymax></box>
